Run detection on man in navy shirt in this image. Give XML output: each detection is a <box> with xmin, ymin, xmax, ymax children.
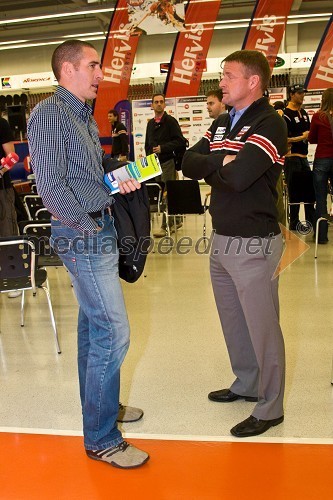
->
<box><xmin>284</xmin><ymin>84</ymin><xmax>315</xmax><ymax>231</ymax></box>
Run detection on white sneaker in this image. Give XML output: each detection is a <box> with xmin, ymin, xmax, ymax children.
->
<box><xmin>117</xmin><ymin>403</ymin><xmax>144</xmax><ymax>423</ymax></box>
<box><xmin>8</xmin><ymin>290</ymin><xmax>22</xmax><ymax>298</ymax></box>
<box><xmin>86</xmin><ymin>441</ymin><xmax>149</xmax><ymax>469</ymax></box>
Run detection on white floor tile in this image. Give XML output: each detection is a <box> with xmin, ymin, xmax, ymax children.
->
<box><xmin>1</xmin><ymin>211</ymin><xmax>333</xmax><ymax>442</ymax></box>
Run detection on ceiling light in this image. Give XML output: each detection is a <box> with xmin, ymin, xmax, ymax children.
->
<box><xmin>0</xmin><ymin>39</ymin><xmax>29</xmax><ymax>46</ymax></box>
<box><xmin>0</xmin><ymin>36</ymin><xmax>106</xmax><ymax>51</ymax></box>
<box><xmin>0</xmin><ymin>7</ymin><xmax>115</xmax><ymax>26</ymax></box>
<box><xmin>63</xmin><ymin>32</ymin><xmax>104</xmax><ymax>38</ymax></box>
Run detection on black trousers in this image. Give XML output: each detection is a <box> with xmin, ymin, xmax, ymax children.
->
<box><xmin>284</xmin><ymin>156</ymin><xmax>315</xmax><ymax>230</ymax></box>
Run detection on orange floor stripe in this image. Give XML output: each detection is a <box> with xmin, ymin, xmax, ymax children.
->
<box><xmin>0</xmin><ymin>433</ymin><xmax>332</xmax><ymax>499</ymax></box>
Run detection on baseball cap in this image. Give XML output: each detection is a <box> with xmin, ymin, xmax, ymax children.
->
<box><xmin>289</xmin><ymin>84</ymin><xmax>307</xmax><ymax>93</ymax></box>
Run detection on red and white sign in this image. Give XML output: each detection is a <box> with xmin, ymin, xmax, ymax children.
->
<box><xmin>242</xmin><ymin>0</ymin><xmax>294</xmax><ymax>73</ymax></box>
<box><xmin>305</xmin><ymin>14</ymin><xmax>333</xmax><ymax>90</ymax></box>
<box><xmin>165</xmin><ymin>0</ymin><xmax>221</xmax><ymax>97</ymax></box>
<box><xmin>93</xmin><ymin>0</ymin><xmax>141</xmax><ymax>137</ymax></box>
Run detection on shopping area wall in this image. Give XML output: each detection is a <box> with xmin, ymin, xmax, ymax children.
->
<box><xmin>0</xmin><ymin>22</ymin><xmax>326</xmax><ymax>76</ymax></box>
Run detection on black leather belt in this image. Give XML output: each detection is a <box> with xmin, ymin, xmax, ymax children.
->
<box><xmin>88</xmin><ymin>207</ymin><xmax>111</xmax><ymax>219</ymax></box>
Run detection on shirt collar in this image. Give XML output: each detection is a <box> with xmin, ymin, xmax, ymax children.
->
<box><xmin>229</xmin><ymin>105</ymin><xmax>249</xmax><ymax>120</ymax></box>
<box><xmin>229</xmin><ymin>105</ymin><xmax>250</xmax><ymax>129</ymax></box>
<box><xmin>56</xmin><ymin>85</ymin><xmax>92</xmax><ymax>120</ymax></box>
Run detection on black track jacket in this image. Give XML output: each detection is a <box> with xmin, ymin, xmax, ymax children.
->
<box><xmin>145</xmin><ymin>112</ymin><xmax>186</xmax><ymax>164</ymax></box>
<box><xmin>182</xmin><ymin>98</ymin><xmax>288</xmax><ymax>238</ymax></box>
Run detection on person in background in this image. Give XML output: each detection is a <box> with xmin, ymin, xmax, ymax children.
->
<box><xmin>283</xmin><ymin>84</ymin><xmax>315</xmax><ymax>231</ymax></box>
<box><xmin>27</xmin><ymin>40</ymin><xmax>149</xmax><ymax>469</ymax></box>
<box><xmin>273</xmin><ymin>100</ymin><xmax>285</xmax><ymax>117</ymax></box>
<box><xmin>145</xmin><ymin>93</ymin><xmax>186</xmax><ymax>237</ymax></box>
<box><xmin>206</xmin><ymin>89</ymin><xmax>228</xmax><ymax>120</ymax></box>
<box><xmin>0</xmin><ymin>116</ymin><xmax>22</xmax><ymax>298</ymax></box>
<box><xmin>308</xmin><ymin>87</ymin><xmax>333</xmax><ymax>243</ymax></box>
<box><xmin>0</xmin><ymin>116</ymin><xmax>17</xmax><ymax>237</ymax></box>
<box><xmin>182</xmin><ymin>50</ymin><xmax>287</xmax><ymax>438</ymax></box>
<box><xmin>266</xmin><ymin>96</ymin><xmax>286</xmax><ymax>226</ymax></box>
<box><xmin>107</xmin><ymin>109</ymin><xmax>129</xmax><ymax>161</ymax></box>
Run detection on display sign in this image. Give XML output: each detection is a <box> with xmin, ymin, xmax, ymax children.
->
<box><xmin>303</xmin><ymin>89</ymin><xmax>324</xmax><ymax>118</ymax></box>
<box><xmin>132</xmin><ymin>95</ymin><xmax>211</xmax><ymax>160</ymax></box>
<box><xmin>175</xmin><ymin>96</ymin><xmax>211</xmax><ymax>146</ymax></box>
<box><xmin>303</xmin><ymin>89</ymin><xmax>324</xmax><ymax>163</ymax></box>
<box><xmin>268</xmin><ymin>87</ymin><xmax>287</xmax><ymax>104</ymax></box>
<box><xmin>0</xmin><ymin>72</ymin><xmax>55</xmax><ymax>90</ymax></box>
<box><xmin>290</xmin><ymin>52</ymin><xmax>315</xmax><ymax>69</ymax></box>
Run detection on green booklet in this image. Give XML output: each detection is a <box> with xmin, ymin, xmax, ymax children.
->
<box><xmin>104</xmin><ymin>153</ymin><xmax>162</xmax><ymax>194</ymax></box>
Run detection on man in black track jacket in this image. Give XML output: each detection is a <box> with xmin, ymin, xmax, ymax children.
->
<box><xmin>145</xmin><ymin>93</ymin><xmax>186</xmax><ymax>237</ymax></box>
<box><xmin>182</xmin><ymin>50</ymin><xmax>288</xmax><ymax>438</ymax></box>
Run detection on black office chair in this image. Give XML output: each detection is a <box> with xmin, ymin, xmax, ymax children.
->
<box><xmin>286</xmin><ymin>171</ymin><xmax>316</xmax><ymax>231</ymax></box>
<box><xmin>30</xmin><ymin>184</ymin><xmax>38</xmax><ymax>194</ymax></box>
<box><xmin>0</xmin><ymin>236</ymin><xmax>61</xmax><ymax>354</ymax></box>
<box><xmin>19</xmin><ymin>220</ymin><xmax>63</xmax><ymax>268</ymax></box>
<box><xmin>35</xmin><ymin>207</ymin><xmax>51</xmax><ymax>220</ymax></box>
<box><xmin>146</xmin><ymin>181</ymin><xmax>164</xmax><ymax>218</ymax></box>
<box><xmin>23</xmin><ymin>195</ymin><xmax>45</xmax><ymax>220</ymax></box>
<box><xmin>164</xmin><ymin>180</ymin><xmax>205</xmax><ymax>241</ymax></box>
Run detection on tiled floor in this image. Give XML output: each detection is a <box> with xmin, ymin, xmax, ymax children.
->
<box><xmin>1</xmin><ymin>205</ymin><xmax>333</xmax><ymax>498</ymax></box>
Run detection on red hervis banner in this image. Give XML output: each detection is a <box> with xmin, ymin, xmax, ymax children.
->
<box><xmin>164</xmin><ymin>0</ymin><xmax>222</xmax><ymax>97</ymax></box>
<box><xmin>305</xmin><ymin>13</ymin><xmax>333</xmax><ymax>90</ymax></box>
<box><xmin>93</xmin><ymin>0</ymin><xmax>141</xmax><ymax>137</ymax></box>
<box><xmin>242</xmin><ymin>0</ymin><xmax>294</xmax><ymax>72</ymax></box>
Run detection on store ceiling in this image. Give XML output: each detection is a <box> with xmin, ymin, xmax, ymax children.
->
<box><xmin>0</xmin><ymin>0</ymin><xmax>332</xmax><ymax>49</ymax></box>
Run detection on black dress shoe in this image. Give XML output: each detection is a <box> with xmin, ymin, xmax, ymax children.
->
<box><xmin>230</xmin><ymin>415</ymin><xmax>284</xmax><ymax>437</ymax></box>
<box><xmin>208</xmin><ymin>389</ymin><xmax>257</xmax><ymax>403</ymax></box>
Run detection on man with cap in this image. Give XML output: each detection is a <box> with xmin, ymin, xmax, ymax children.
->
<box><xmin>283</xmin><ymin>84</ymin><xmax>315</xmax><ymax>231</ymax></box>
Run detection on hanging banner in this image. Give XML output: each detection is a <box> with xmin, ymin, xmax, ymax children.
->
<box><xmin>242</xmin><ymin>0</ymin><xmax>294</xmax><ymax>72</ymax></box>
<box><xmin>304</xmin><ymin>13</ymin><xmax>333</xmax><ymax>90</ymax></box>
<box><xmin>94</xmin><ymin>1</ymin><xmax>186</xmax><ymax>136</ymax></box>
<box><xmin>93</xmin><ymin>0</ymin><xmax>141</xmax><ymax>137</ymax></box>
<box><xmin>164</xmin><ymin>0</ymin><xmax>222</xmax><ymax>97</ymax></box>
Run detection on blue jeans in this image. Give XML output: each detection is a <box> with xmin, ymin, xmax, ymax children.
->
<box><xmin>313</xmin><ymin>158</ymin><xmax>333</xmax><ymax>220</ymax></box>
<box><xmin>313</xmin><ymin>157</ymin><xmax>333</xmax><ymax>240</ymax></box>
<box><xmin>50</xmin><ymin>214</ymin><xmax>130</xmax><ymax>450</ymax></box>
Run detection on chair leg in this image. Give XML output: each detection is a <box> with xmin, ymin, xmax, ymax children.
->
<box><xmin>314</xmin><ymin>217</ymin><xmax>326</xmax><ymax>259</ymax></box>
<box><xmin>20</xmin><ymin>290</ymin><xmax>25</xmax><ymax>327</ymax></box>
<box><xmin>173</xmin><ymin>215</ymin><xmax>178</xmax><ymax>244</ymax></box>
<box><xmin>41</xmin><ymin>285</ymin><xmax>61</xmax><ymax>354</ymax></box>
<box><xmin>165</xmin><ymin>212</ymin><xmax>171</xmax><ymax>238</ymax></box>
